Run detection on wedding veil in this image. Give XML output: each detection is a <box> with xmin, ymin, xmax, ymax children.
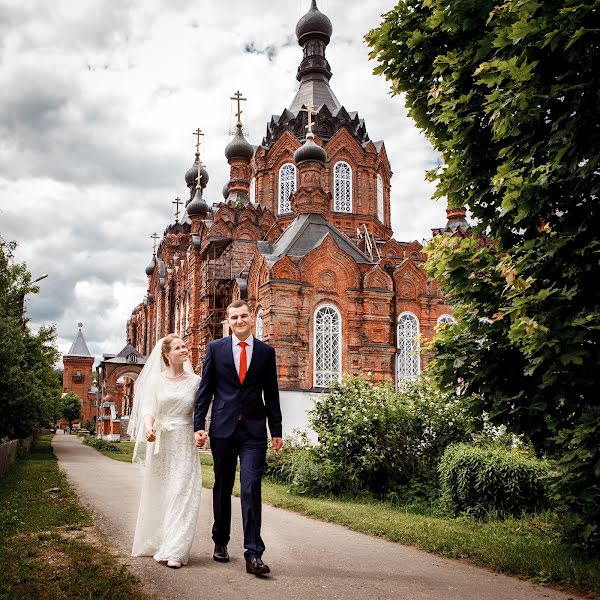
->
<box><xmin>127</xmin><ymin>336</ymin><xmax>194</xmax><ymax>464</ymax></box>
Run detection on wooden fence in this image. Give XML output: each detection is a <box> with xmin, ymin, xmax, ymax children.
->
<box><xmin>0</xmin><ymin>436</ymin><xmax>33</xmax><ymax>477</ymax></box>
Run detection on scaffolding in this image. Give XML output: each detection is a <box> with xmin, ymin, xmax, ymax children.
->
<box><xmin>198</xmin><ymin>237</ymin><xmax>234</xmax><ymax>353</ymax></box>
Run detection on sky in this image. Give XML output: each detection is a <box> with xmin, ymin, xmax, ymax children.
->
<box><xmin>0</xmin><ymin>0</ymin><xmax>443</xmax><ymax>364</ymax></box>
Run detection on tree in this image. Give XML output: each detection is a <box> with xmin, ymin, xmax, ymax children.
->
<box><xmin>0</xmin><ymin>235</ymin><xmax>62</xmax><ymax>440</ymax></box>
<box><xmin>61</xmin><ymin>393</ymin><xmax>82</xmax><ymax>431</ymax></box>
<box><xmin>366</xmin><ymin>1</ymin><xmax>599</xmax><ymax>553</ymax></box>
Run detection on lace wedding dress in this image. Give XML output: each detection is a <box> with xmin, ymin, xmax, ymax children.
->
<box><xmin>132</xmin><ymin>372</ymin><xmax>202</xmax><ymax>564</ymax></box>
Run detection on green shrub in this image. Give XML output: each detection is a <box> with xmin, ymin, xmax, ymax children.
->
<box><xmin>306</xmin><ymin>375</ymin><xmax>477</xmax><ymax>499</ymax></box>
<box><xmin>83</xmin><ymin>436</ymin><xmax>119</xmax><ymax>452</ymax></box>
<box><xmin>439</xmin><ymin>444</ymin><xmax>551</xmax><ymax>519</ymax></box>
<box><xmin>264</xmin><ymin>431</ymin><xmax>313</xmax><ymax>485</ymax></box>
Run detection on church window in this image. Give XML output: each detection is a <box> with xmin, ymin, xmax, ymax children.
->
<box><xmin>250</xmin><ymin>177</ymin><xmax>256</xmax><ymax>204</ymax></box>
<box><xmin>255</xmin><ymin>310</ymin><xmax>263</xmax><ymax>340</ymax></box>
<box><xmin>397</xmin><ymin>312</ymin><xmax>420</xmax><ymax>382</ymax></box>
<box><xmin>377</xmin><ymin>174</ymin><xmax>384</xmax><ymax>223</ymax></box>
<box><xmin>314</xmin><ymin>305</ymin><xmax>342</xmax><ymax>388</ymax></box>
<box><xmin>333</xmin><ymin>161</ymin><xmax>352</xmax><ymax>212</ymax></box>
<box><xmin>278</xmin><ymin>163</ymin><xmax>296</xmax><ymax>214</ymax></box>
<box><xmin>437</xmin><ymin>314</ymin><xmax>456</xmax><ymax>325</ymax></box>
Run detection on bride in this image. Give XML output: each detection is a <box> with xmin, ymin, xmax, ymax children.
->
<box><xmin>128</xmin><ymin>334</ymin><xmax>202</xmax><ymax>568</ymax></box>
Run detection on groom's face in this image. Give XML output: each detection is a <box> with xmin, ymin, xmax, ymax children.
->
<box><xmin>227</xmin><ymin>304</ymin><xmax>253</xmax><ymax>340</ymax></box>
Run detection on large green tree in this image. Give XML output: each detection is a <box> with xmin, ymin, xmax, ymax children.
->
<box><xmin>61</xmin><ymin>393</ymin><xmax>82</xmax><ymax>431</ymax></box>
<box><xmin>366</xmin><ymin>1</ymin><xmax>599</xmax><ymax>552</ymax></box>
<box><xmin>0</xmin><ymin>236</ymin><xmax>62</xmax><ymax>440</ymax></box>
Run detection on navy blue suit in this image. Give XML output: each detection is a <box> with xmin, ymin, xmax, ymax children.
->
<box><xmin>194</xmin><ymin>335</ymin><xmax>282</xmax><ymax>558</ymax></box>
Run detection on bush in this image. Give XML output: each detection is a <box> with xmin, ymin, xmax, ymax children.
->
<box><xmin>83</xmin><ymin>436</ymin><xmax>119</xmax><ymax>452</ymax></box>
<box><xmin>306</xmin><ymin>375</ymin><xmax>476</xmax><ymax>499</ymax></box>
<box><xmin>439</xmin><ymin>444</ymin><xmax>551</xmax><ymax>519</ymax></box>
<box><xmin>264</xmin><ymin>431</ymin><xmax>313</xmax><ymax>485</ymax></box>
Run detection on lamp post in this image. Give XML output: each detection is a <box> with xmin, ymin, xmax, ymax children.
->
<box><xmin>18</xmin><ymin>273</ymin><xmax>49</xmax><ymax>318</ymax></box>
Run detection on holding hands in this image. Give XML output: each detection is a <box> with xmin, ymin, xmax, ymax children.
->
<box><xmin>194</xmin><ymin>429</ymin><xmax>208</xmax><ymax>448</ymax></box>
<box><xmin>145</xmin><ymin>427</ymin><xmax>156</xmax><ymax>443</ymax></box>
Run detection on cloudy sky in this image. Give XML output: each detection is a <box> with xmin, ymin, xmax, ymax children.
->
<box><xmin>0</xmin><ymin>0</ymin><xmax>442</xmax><ymax>363</ymax></box>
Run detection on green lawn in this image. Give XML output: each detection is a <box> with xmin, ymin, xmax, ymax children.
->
<box><xmin>0</xmin><ymin>435</ymin><xmax>153</xmax><ymax>600</ymax></box>
<box><xmin>94</xmin><ymin>443</ymin><xmax>600</xmax><ymax>597</ymax></box>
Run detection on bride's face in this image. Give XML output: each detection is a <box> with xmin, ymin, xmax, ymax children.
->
<box><xmin>167</xmin><ymin>337</ymin><xmax>188</xmax><ymax>367</ymax></box>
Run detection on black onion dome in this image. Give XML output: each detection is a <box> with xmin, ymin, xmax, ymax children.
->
<box><xmin>225</xmin><ymin>126</ymin><xmax>254</xmax><ymax>161</ymax></box>
<box><xmin>222</xmin><ymin>182</ymin><xmax>229</xmax><ymax>199</ymax></box>
<box><xmin>294</xmin><ymin>136</ymin><xmax>327</xmax><ymax>164</ymax></box>
<box><xmin>185</xmin><ymin>156</ymin><xmax>209</xmax><ymax>188</ymax></box>
<box><xmin>186</xmin><ymin>188</ymin><xmax>209</xmax><ymax>217</ymax></box>
<box><xmin>145</xmin><ymin>256</ymin><xmax>156</xmax><ymax>276</ymax></box>
<box><xmin>296</xmin><ymin>0</ymin><xmax>332</xmax><ymax>46</ymax></box>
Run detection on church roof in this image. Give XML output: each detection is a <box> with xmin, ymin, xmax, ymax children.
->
<box><xmin>65</xmin><ymin>325</ymin><xmax>92</xmax><ymax>357</ymax></box>
<box><xmin>259</xmin><ymin>213</ymin><xmax>373</xmax><ymax>265</ymax></box>
<box><xmin>103</xmin><ymin>342</ymin><xmax>146</xmax><ymax>365</ymax></box>
<box><xmin>289</xmin><ymin>79</ymin><xmax>341</xmax><ymax>115</ymax></box>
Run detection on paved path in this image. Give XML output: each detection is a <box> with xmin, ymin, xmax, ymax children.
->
<box><xmin>53</xmin><ymin>434</ymin><xmax>581</xmax><ymax>600</ymax></box>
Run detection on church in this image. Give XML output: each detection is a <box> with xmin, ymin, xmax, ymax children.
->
<box><xmin>126</xmin><ymin>1</ymin><xmax>467</xmax><ymax>433</ymax></box>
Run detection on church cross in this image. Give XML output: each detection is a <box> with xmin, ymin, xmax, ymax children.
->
<box><xmin>150</xmin><ymin>232</ymin><xmax>160</xmax><ymax>255</ymax></box>
<box><xmin>192</xmin><ymin>128</ymin><xmax>204</xmax><ymax>153</ymax></box>
<box><xmin>172</xmin><ymin>197</ymin><xmax>183</xmax><ymax>222</ymax></box>
<box><xmin>196</xmin><ymin>161</ymin><xmax>206</xmax><ymax>186</ymax></box>
<box><xmin>301</xmin><ymin>103</ymin><xmax>317</xmax><ymax>138</ymax></box>
<box><xmin>230</xmin><ymin>90</ymin><xmax>247</xmax><ymax>126</ymax></box>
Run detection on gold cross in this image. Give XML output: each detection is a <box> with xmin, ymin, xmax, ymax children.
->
<box><xmin>230</xmin><ymin>90</ymin><xmax>247</xmax><ymax>126</ymax></box>
<box><xmin>150</xmin><ymin>232</ymin><xmax>160</xmax><ymax>255</ymax></box>
<box><xmin>192</xmin><ymin>128</ymin><xmax>204</xmax><ymax>153</ymax></box>
<box><xmin>301</xmin><ymin>103</ymin><xmax>317</xmax><ymax>137</ymax></box>
<box><xmin>172</xmin><ymin>197</ymin><xmax>183</xmax><ymax>222</ymax></box>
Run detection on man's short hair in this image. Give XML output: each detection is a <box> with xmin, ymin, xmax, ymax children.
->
<box><xmin>226</xmin><ymin>299</ymin><xmax>251</xmax><ymax>316</ymax></box>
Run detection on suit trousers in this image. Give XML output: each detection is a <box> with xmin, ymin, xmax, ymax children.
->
<box><xmin>210</xmin><ymin>420</ymin><xmax>267</xmax><ymax>559</ymax></box>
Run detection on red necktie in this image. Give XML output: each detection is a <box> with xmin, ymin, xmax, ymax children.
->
<box><xmin>238</xmin><ymin>341</ymin><xmax>247</xmax><ymax>384</ymax></box>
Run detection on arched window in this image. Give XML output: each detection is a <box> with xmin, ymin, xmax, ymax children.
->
<box><xmin>278</xmin><ymin>163</ymin><xmax>296</xmax><ymax>214</ymax></box>
<box><xmin>314</xmin><ymin>305</ymin><xmax>342</xmax><ymax>388</ymax></box>
<box><xmin>255</xmin><ymin>310</ymin><xmax>263</xmax><ymax>340</ymax></box>
<box><xmin>249</xmin><ymin>177</ymin><xmax>256</xmax><ymax>204</ymax></box>
<box><xmin>437</xmin><ymin>314</ymin><xmax>456</xmax><ymax>325</ymax></box>
<box><xmin>333</xmin><ymin>161</ymin><xmax>352</xmax><ymax>212</ymax></box>
<box><xmin>397</xmin><ymin>312</ymin><xmax>420</xmax><ymax>382</ymax></box>
<box><xmin>376</xmin><ymin>174</ymin><xmax>384</xmax><ymax>223</ymax></box>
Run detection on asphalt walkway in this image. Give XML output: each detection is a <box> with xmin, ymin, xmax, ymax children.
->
<box><xmin>52</xmin><ymin>434</ymin><xmax>582</xmax><ymax>600</ymax></box>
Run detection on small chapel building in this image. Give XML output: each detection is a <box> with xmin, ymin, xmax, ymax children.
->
<box><xmin>126</xmin><ymin>1</ymin><xmax>467</xmax><ymax>433</ymax></box>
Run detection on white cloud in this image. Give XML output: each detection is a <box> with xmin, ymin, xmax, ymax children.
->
<box><xmin>0</xmin><ymin>0</ymin><xmax>446</xmax><ymax>362</ymax></box>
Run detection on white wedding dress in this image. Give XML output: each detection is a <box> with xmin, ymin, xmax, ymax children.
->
<box><xmin>132</xmin><ymin>372</ymin><xmax>202</xmax><ymax>564</ymax></box>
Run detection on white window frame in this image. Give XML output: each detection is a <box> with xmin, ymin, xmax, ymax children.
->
<box><xmin>376</xmin><ymin>174</ymin><xmax>384</xmax><ymax>223</ymax></box>
<box><xmin>250</xmin><ymin>177</ymin><xmax>256</xmax><ymax>204</ymax></box>
<box><xmin>397</xmin><ymin>311</ymin><xmax>420</xmax><ymax>382</ymax></box>
<box><xmin>313</xmin><ymin>304</ymin><xmax>342</xmax><ymax>388</ymax></box>
<box><xmin>333</xmin><ymin>161</ymin><xmax>352</xmax><ymax>213</ymax></box>
<box><xmin>255</xmin><ymin>309</ymin><xmax>263</xmax><ymax>340</ymax></box>
<box><xmin>437</xmin><ymin>314</ymin><xmax>456</xmax><ymax>325</ymax></box>
<box><xmin>278</xmin><ymin>163</ymin><xmax>296</xmax><ymax>214</ymax></box>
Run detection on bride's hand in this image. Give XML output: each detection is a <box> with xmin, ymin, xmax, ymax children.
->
<box><xmin>145</xmin><ymin>428</ymin><xmax>156</xmax><ymax>442</ymax></box>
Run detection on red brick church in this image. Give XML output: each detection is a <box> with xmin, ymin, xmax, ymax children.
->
<box><xmin>126</xmin><ymin>1</ymin><xmax>467</xmax><ymax>433</ymax></box>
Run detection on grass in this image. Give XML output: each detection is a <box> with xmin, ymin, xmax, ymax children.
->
<box><xmin>0</xmin><ymin>435</ymin><xmax>153</xmax><ymax>600</ymax></box>
<box><xmin>94</xmin><ymin>443</ymin><xmax>600</xmax><ymax>597</ymax></box>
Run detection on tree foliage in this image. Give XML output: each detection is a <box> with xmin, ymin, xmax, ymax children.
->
<box><xmin>0</xmin><ymin>236</ymin><xmax>62</xmax><ymax>440</ymax></box>
<box><xmin>366</xmin><ymin>0</ymin><xmax>599</xmax><ymax>552</ymax></box>
<box><xmin>61</xmin><ymin>393</ymin><xmax>82</xmax><ymax>427</ymax></box>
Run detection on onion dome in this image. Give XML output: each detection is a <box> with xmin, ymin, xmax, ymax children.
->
<box><xmin>225</xmin><ymin>126</ymin><xmax>254</xmax><ymax>161</ymax></box>
<box><xmin>145</xmin><ymin>256</ymin><xmax>156</xmax><ymax>276</ymax></box>
<box><xmin>185</xmin><ymin>154</ymin><xmax>209</xmax><ymax>188</ymax></box>
<box><xmin>222</xmin><ymin>182</ymin><xmax>230</xmax><ymax>199</ymax></box>
<box><xmin>294</xmin><ymin>134</ymin><xmax>327</xmax><ymax>165</ymax></box>
<box><xmin>186</xmin><ymin>187</ymin><xmax>209</xmax><ymax>217</ymax></box>
<box><xmin>296</xmin><ymin>0</ymin><xmax>332</xmax><ymax>46</ymax></box>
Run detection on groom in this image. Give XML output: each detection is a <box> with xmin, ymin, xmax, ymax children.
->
<box><xmin>194</xmin><ymin>300</ymin><xmax>283</xmax><ymax>576</ymax></box>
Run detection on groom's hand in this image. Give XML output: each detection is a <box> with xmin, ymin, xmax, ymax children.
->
<box><xmin>194</xmin><ymin>429</ymin><xmax>208</xmax><ymax>448</ymax></box>
<box><xmin>272</xmin><ymin>437</ymin><xmax>283</xmax><ymax>453</ymax></box>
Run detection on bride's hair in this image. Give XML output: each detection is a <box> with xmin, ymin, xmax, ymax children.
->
<box><xmin>161</xmin><ymin>334</ymin><xmax>182</xmax><ymax>367</ymax></box>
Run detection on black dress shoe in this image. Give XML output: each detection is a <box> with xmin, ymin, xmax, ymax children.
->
<box><xmin>213</xmin><ymin>544</ymin><xmax>229</xmax><ymax>563</ymax></box>
<box><xmin>245</xmin><ymin>556</ymin><xmax>270</xmax><ymax>575</ymax></box>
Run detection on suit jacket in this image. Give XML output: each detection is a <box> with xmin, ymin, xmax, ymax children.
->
<box><xmin>194</xmin><ymin>335</ymin><xmax>282</xmax><ymax>440</ymax></box>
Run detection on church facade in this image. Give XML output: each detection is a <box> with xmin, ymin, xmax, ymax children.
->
<box><xmin>126</xmin><ymin>1</ymin><xmax>466</xmax><ymax>433</ymax></box>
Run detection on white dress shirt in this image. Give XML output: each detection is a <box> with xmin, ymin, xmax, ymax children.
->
<box><xmin>231</xmin><ymin>333</ymin><xmax>254</xmax><ymax>376</ymax></box>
